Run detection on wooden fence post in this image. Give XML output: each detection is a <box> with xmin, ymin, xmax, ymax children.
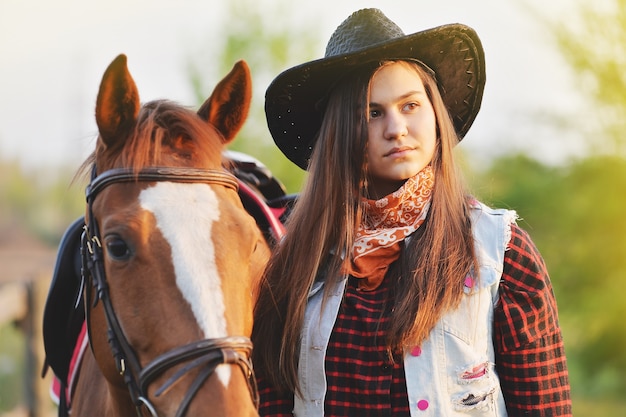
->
<box><xmin>0</xmin><ymin>281</ymin><xmax>28</xmax><ymax>326</ymax></box>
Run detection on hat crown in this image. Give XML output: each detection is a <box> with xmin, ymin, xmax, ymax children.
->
<box><xmin>325</xmin><ymin>8</ymin><xmax>405</xmax><ymax>57</ymax></box>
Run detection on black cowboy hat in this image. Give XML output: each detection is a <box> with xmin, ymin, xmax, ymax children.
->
<box><xmin>265</xmin><ymin>8</ymin><xmax>486</xmax><ymax>170</ymax></box>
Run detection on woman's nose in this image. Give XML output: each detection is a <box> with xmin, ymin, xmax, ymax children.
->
<box><xmin>384</xmin><ymin>111</ymin><xmax>408</xmax><ymax>140</ymax></box>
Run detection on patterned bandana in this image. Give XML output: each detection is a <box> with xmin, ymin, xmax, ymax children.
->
<box><xmin>344</xmin><ymin>165</ymin><xmax>434</xmax><ymax>290</ymax></box>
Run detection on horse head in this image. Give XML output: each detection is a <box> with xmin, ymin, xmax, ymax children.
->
<box><xmin>72</xmin><ymin>54</ymin><xmax>269</xmax><ymax>417</ymax></box>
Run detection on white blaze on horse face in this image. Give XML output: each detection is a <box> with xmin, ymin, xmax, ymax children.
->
<box><xmin>139</xmin><ymin>182</ymin><xmax>232</xmax><ymax>386</ymax></box>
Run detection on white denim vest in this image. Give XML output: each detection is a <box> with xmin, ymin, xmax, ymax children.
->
<box><xmin>293</xmin><ymin>202</ymin><xmax>515</xmax><ymax>416</ymax></box>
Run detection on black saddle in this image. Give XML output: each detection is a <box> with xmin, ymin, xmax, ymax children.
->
<box><xmin>41</xmin><ymin>152</ymin><xmax>295</xmax><ymax>401</ymax></box>
<box><xmin>42</xmin><ymin>217</ymin><xmax>85</xmax><ymax>384</ymax></box>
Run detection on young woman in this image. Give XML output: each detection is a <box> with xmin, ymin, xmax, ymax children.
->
<box><xmin>253</xmin><ymin>8</ymin><xmax>572</xmax><ymax>417</ymax></box>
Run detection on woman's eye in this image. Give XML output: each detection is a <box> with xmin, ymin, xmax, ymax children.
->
<box><xmin>369</xmin><ymin>109</ymin><xmax>381</xmax><ymax>118</ymax></box>
<box><xmin>106</xmin><ymin>237</ymin><xmax>131</xmax><ymax>260</ymax></box>
<box><xmin>403</xmin><ymin>102</ymin><xmax>418</xmax><ymax>111</ymax></box>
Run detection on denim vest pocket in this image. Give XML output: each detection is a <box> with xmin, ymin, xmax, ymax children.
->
<box><xmin>442</xmin><ymin>261</ymin><xmax>499</xmax><ymax>345</ymax></box>
<box><xmin>442</xmin><ymin>297</ymin><xmax>478</xmax><ymax>345</ymax></box>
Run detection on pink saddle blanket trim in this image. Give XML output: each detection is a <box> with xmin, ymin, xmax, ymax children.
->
<box><xmin>50</xmin><ymin>320</ymin><xmax>88</xmax><ymax>407</ymax></box>
<box><xmin>237</xmin><ymin>179</ymin><xmax>286</xmax><ymax>241</ymax></box>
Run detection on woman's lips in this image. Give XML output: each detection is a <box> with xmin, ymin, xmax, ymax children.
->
<box><xmin>385</xmin><ymin>146</ymin><xmax>414</xmax><ymax>157</ymax></box>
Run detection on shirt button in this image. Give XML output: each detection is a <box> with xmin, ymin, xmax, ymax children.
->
<box><xmin>410</xmin><ymin>346</ymin><xmax>422</xmax><ymax>356</ymax></box>
<box><xmin>417</xmin><ymin>399</ymin><xmax>429</xmax><ymax>410</ymax></box>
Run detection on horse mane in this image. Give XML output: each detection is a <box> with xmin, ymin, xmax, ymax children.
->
<box><xmin>77</xmin><ymin>99</ymin><xmax>226</xmax><ymax>181</ymax></box>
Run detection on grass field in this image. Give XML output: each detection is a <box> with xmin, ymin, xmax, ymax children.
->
<box><xmin>574</xmin><ymin>398</ymin><xmax>626</xmax><ymax>417</ymax></box>
<box><xmin>0</xmin><ymin>324</ymin><xmax>24</xmax><ymax>412</ymax></box>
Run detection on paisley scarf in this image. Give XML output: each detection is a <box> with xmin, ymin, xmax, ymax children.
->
<box><xmin>345</xmin><ymin>166</ymin><xmax>434</xmax><ymax>290</ymax></box>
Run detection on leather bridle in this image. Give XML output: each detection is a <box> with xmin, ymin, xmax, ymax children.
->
<box><xmin>81</xmin><ymin>166</ymin><xmax>259</xmax><ymax>417</ymax></box>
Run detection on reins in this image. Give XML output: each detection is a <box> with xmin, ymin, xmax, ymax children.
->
<box><xmin>81</xmin><ymin>166</ymin><xmax>258</xmax><ymax>417</ymax></box>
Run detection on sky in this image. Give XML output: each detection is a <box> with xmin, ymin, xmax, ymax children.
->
<box><xmin>0</xmin><ymin>0</ymin><xmax>586</xmax><ymax>174</ymax></box>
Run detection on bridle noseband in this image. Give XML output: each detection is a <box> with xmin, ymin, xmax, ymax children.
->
<box><xmin>81</xmin><ymin>166</ymin><xmax>259</xmax><ymax>417</ymax></box>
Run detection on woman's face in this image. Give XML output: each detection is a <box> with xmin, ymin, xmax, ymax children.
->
<box><xmin>366</xmin><ymin>61</ymin><xmax>437</xmax><ymax>198</ymax></box>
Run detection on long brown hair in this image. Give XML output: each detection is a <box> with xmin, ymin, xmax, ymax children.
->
<box><xmin>252</xmin><ymin>60</ymin><xmax>477</xmax><ymax>394</ymax></box>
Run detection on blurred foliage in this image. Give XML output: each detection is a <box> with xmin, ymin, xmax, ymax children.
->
<box><xmin>0</xmin><ymin>159</ymin><xmax>84</xmax><ymax>245</ymax></box>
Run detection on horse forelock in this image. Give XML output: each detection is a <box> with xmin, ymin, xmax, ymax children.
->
<box><xmin>95</xmin><ymin>99</ymin><xmax>225</xmax><ymax>173</ymax></box>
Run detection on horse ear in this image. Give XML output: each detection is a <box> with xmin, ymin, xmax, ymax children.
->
<box><xmin>197</xmin><ymin>60</ymin><xmax>252</xmax><ymax>144</ymax></box>
<box><xmin>95</xmin><ymin>54</ymin><xmax>140</xmax><ymax>148</ymax></box>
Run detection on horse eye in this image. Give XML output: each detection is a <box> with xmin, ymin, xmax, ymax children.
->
<box><xmin>106</xmin><ymin>237</ymin><xmax>131</xmax><ymax>260</ymax></box>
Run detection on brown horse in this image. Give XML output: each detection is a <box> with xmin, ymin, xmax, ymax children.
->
<box><xmin>69</xmin><ymin>54</ymin><xmax>270</xmax><ymax>417</ymax></box>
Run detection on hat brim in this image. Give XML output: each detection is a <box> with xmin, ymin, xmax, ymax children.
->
<box><xmin>265</xmin><ymin>23</ymin><xmax>485</xmax><ymax>170</ymax></box>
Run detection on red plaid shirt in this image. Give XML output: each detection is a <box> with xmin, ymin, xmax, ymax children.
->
<box><xmin>258</xmin><ymin>224</ymin><xmax>572</xmax><ymax>416</ymax></box>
